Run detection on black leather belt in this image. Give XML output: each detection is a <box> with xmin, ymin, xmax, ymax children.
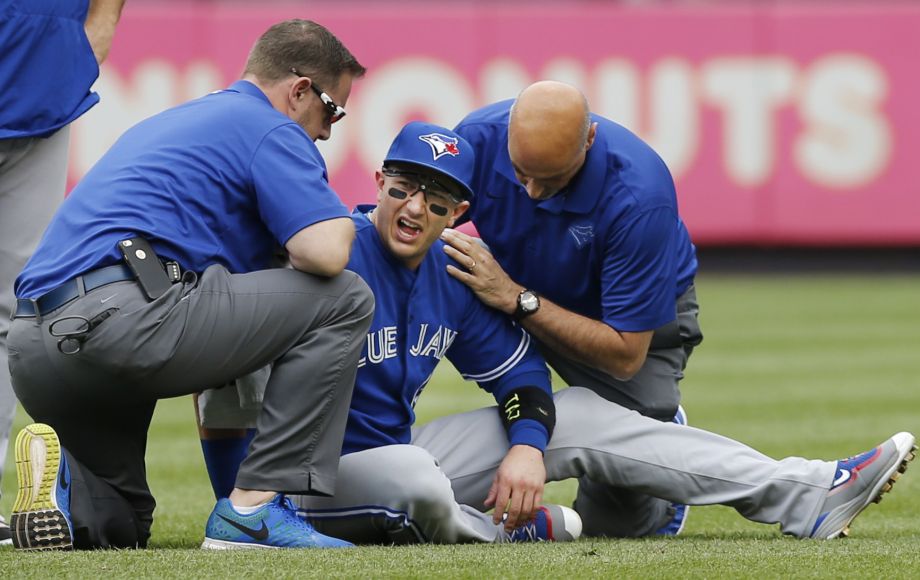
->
<box><xmin>14</xmin><ymin>264</ymin><xmax>136</xmax><ymax>319</ymax></box>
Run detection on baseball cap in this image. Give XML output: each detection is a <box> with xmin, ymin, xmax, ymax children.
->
<box><xmin>383</xmin><ymin>121</ymin><xmax>475</xmax><ymax>200</ymax></box>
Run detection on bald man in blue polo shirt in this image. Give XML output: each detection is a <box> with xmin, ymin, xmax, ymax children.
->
<box><xmin>445</xmin><ymin>81</ymin><xmax>701</xmax><ymax>538</ymax></box>
<box><xmin>7</xmin><ymin>19</ymin><xmax>373</xmax><ymax>551</ymax></box>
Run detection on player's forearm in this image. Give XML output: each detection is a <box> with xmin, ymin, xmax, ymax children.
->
<box><xmin>85</xmin><ymin>0</ymin><xmax>127</xmax><ymax>64</ymax></box>
<box><xmin>518</xmin><ymin>297</ymin><xmax>650</xmax><ymax>380</ymax></box>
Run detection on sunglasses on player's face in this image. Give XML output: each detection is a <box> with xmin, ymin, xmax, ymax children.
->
<box><xmin>382</xmin><ymin>168</ymin><xmax>460</xmax><ymax>217</ymax></box>
<box><xmin>290</xmin><ymin>67</ymin><xmax>346</xmax><ymax>124</ymax></box>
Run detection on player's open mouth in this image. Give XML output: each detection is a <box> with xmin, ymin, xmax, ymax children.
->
<box><xmin>396</xmin><ymin>217</ymin><xmax>422</xmax><ymax>242</ymax></box>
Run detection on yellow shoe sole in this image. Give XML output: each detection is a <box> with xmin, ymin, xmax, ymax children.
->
<box><xmin>11</xmin><ymin>423</ymin><xmax>73</xmax><ymax>551</ymax></box>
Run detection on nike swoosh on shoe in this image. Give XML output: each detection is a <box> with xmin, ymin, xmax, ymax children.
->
<box><xmin>217</xmin><ymin>514</ymin><xmax>269</xmax><ymax>541</ymax></box>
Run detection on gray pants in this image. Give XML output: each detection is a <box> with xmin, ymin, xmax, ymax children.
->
<box><xmin>539</xmin><ymin>285</ymin><xmax>704</xmax><ymax>536</ymax></box>
<box><xmin>9</xmin><ymin>264</ymin><xmax>373</xmax><ymax>548</ymax></box>
<box><xmin>0</xmin><ymin>127</ymin><xmax>71</xmax><ymax>499</ymax></box>
<box><xmin>287</xmin><ymin>387</ymin><xmax>833</xmax><ymax>543</ymax></box>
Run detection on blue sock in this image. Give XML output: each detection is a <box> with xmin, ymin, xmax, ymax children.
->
<box><xmin>200</xmin><ymin>429</ymin><xmax>256</xmax><ymax>499</ymax></box>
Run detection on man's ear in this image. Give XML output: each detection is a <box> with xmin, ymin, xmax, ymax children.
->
<box><xmin>447</xmin><ymin>200</ymin><xmax>471</xmax><ymax>227</ymax></box>
<box><xmin>375</xmin><ymin>170</ymin><xmax>385</xmax><ymax>202</ymax></box>
<box><xmin>585</xmin><ymin>122</ymin><xmax>598</xmax><ymax>151</ymax></box>
<box><xmin>289</xmin><ymin>77</ymin><xmax>312</xmax><ymax>109</ymax></box>
<box><xmin>374</xmin><ymin>169</ymin><xmax>383</xmax><ymax>197</ymax></box>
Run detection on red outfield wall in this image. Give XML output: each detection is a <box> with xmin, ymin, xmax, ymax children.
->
<box><xmin>72</xmin><ymin>2</ymin><xmax>920</xmax><ymax>246</ymax></box>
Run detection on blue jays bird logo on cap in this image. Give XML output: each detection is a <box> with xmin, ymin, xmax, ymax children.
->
<box><xmin>418</xmin><ymin>133</ymin><xmax>461</xmax><ymax>160</ymax></box>
<box><xmin>384</xmin><ymin>122</ymin><xmax>475</xmax><ymax>199</ymax></box>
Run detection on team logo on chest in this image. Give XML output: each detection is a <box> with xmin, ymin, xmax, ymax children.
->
<box><xmin>419</xmin><ymin>133</ymin><xmax>461</xmax><ymax>160</ymax></box>
<box><xmin>409</xmin><ymin>323</ymin><xmax>458</xmax><ymax>359</ymax></box>
<box><xmin>568</xmin><ymin>223</ymin><xmax>595</xmax><ymax>249</ymax></box>
<box><xmin>358</xmin><ymin>323</ymin><xmax>458</xmax><ymax>367</ymax></box>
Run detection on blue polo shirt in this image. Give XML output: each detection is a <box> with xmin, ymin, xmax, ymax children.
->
<box><xmin>455</xmin><ymin>100</ymin><xmax>697</xmax><ymax>333</ymax></box>
<box><xmin>0</xmin><ymin>0</ymin><xmax>100</xmax><ymax>139</ymax></box>
<box><xmin>16</xmin><ymin>80</ymin><xmax>349</xmax><ymax>298</ymax></box>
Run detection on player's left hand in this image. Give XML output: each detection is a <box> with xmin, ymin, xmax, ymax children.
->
<box><xmin>485</xmin><ymin>444</ymin><xmax>546</xmax><ymax>532</ymax></box>
<box><xmin>441</xmin><ymin>229</ymin><xmax>520</xmax><ymax>315</ymax></box>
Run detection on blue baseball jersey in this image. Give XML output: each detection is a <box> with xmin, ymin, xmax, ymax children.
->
<box><xmin>342</xmin><ymin>207</ymin><xmax>552</xmax><ymax>456</ymax></box>
<box><xmin>455</xmin><ymin>100</ymin><xmax>697</xmax><ymax>333</ymax></box>
<box><xmin>16</xmin><ymin>80</ymin><xmax>349</xmax><ymax>298</ymax></box>
<box><xmin>0</xmin><ymin>0</ymin><xmax>100</xmax><ymax>139</ymax></box>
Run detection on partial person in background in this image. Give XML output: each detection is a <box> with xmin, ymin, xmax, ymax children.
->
<box><xmin>7</xmin><ymin>19</ymin><xmax>373</xmax><ymax>551</ymax></box>
<box><xmin>0</xmin><ymin>0</ymin><xmax>127</xmax><ymax>546</ymax></box>
<box><xmin>446</xmin><ymin>80</ymin><xmax>700</xmax><ymax>537</ymax></box>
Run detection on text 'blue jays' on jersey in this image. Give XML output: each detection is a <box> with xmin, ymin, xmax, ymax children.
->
<box><xmin>342</xmin><ymin>208</ymin><xmax>552</xmax><ymax>455</ymax></box>
<box><xmin>16</xmin><ymin>80</ymin><xmax>349</xmax><ymax>298</ymax></box>
<box><xmin>455</xmin><ymin>101</ymin><xmax>698</xmax><ymax>333</ymax></box>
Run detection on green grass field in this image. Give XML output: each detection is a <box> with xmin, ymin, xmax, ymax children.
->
<box><xmin>3</xmin><ymin>273</ymin><xmax>920</xmax><ymax>578</ymax></box>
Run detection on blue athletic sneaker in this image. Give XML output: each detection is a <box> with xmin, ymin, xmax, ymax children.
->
<box><xmin>655</xmin><ymin>405</ymin><xmax>689</xmax><ymax>536</ymax></box>
<box><xmin>202</xmin><ymin>494</ymin><xmax>354</xmax><ymax>549</ymax></box>
<box><xmin>505</xmin><ymin>505</ymin><xmax>582</xmax><ymax>543</ymax></box>
<box><xmin>11</xmin><ymin>423</ymin><xmax>74</xmax><ymax>551</ymax></box>
<box><xmin>809</xmin><ymin>432</ymin><xmax>915</xmax><ymax>539</ymax></box>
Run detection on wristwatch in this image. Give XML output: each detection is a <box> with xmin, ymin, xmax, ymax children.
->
<box><xmin>514</xmin><ymin>289</ymin><xmax>541</xmax><ymax>321</ymax></box>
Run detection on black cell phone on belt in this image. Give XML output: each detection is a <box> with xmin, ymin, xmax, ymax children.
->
<box><xmin>118</xmin><ymin>237</ymin><xmax>171</xmax><ymax>300</ymax></box>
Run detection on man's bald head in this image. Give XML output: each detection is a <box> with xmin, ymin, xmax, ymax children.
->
<box><xmin>508</xmin><ymin>81</ymin><xmax>595</xmax><ymax>200</ymax></box>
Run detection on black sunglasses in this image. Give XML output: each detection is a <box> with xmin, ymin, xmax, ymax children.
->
<box><xmin>290</xmin><ymin>67</ymin><xmax>346</xmax><ymax>124</ymax></box>
<box><xmin>382</xmin><ymin>168</ymin><xmax>460</xmax><ymax>217</ymax></box>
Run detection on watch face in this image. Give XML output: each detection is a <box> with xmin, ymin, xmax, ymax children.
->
<box><xmin>520</xmin><ymin>291</ymin><xmax>539</xmax><ymax>312</ymax></box>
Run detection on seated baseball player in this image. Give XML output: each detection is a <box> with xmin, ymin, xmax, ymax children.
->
<box><xmin>197</xmin><ymin>121</ymin><xmax>916</xmax><ymax>545</ymax></box>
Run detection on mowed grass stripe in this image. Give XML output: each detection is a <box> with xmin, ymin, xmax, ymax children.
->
<box><xmin>2</xmin><ymin>273</ymin><xmax>919</xmax><ymax>578</ymax></box>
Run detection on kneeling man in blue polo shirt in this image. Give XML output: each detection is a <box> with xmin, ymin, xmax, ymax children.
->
<box><xmin>8</xmin><ymin>19</ymin><xmax>373</xmax><ymax>551</ymax></box>
<box><xmin>445</xmin><ymin>81</ymin><xmax>700</xmax><ymax>537</ymax></box>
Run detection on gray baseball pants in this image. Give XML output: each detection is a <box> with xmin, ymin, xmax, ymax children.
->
<box><xmin>8</xmin><ymin>263</ymin><xmax>373</xmax><ymax>548</ymax></box>
<box><xmin>539</xmin><ymin>285</ymin><xmax>704</xmax><ymax>536</ymax></box>
<box><xmin>200</xmin><ymin>383</ymin><xmax>834</xmax><ymax>542</ymax></box>
<box><xmin>0</xmin><ymin>127</ymin><xmax>71</xmax><ymax>500</ymax></box>
<box><xmin>287</xmin><ymin>387</ymin><xmax>833</xmax><ymax>543</ymax></box>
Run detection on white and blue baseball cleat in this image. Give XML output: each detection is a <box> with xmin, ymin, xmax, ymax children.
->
<box><xmin>202</xmin><ymin>494</ymin><xmax>354</xmax><ymax>549</ymax></box>
<box><xmin>10</xmin><ymin>423</ymin><xmax>74</xmax><ymax>551</ymax></box>
<box><xmin>809</xmin><ymin>431</ymin><xmax>915</xmax><ymax>539</ymax></box>
<box><xmin>504</xmin><ymin>504</ymin><xmax>582</xmax><ymax>543</ymax></box>
<box><xmin>655</xmin><ymin>404</ymin><xmax>689</xmax><ymax>536</ymax></box>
